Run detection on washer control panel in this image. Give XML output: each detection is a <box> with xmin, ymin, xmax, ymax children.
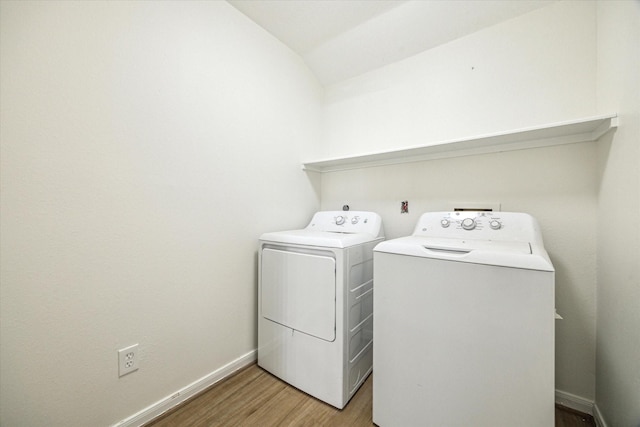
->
<box><xmin>412</xmin><ymin>211</ymin><xmax>540</xmax><ymax>242</ymax></box>
<box><xmin>429</xmin><ymin>212</ymin><xmax>502</xmax><ymax>233</ymax></box>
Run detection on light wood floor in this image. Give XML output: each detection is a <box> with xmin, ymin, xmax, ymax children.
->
<box><xmin>146</xmin><ymin>364</ymin><xmax>595</xmax><ymax>427</ymax></box>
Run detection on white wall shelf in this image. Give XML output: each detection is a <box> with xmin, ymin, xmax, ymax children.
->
<box><xmin>302</xmin><ymin>114</ymin><xmax>618</xmax><ymax>173</ymax></box>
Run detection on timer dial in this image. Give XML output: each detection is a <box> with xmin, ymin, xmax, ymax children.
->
<box><xmin>461</xmin><ymin>218</ymin><xmax>476</xmax><ymax>230</ymax></box>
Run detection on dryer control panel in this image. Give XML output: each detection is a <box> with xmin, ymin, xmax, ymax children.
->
<box><xmin>412</xmin><ymin>211</ymin><xmax>544</xmax><ymax>244</ymax></box>
<box><xmin>306</xmin><ymin>211</ymin><xmax>384</xmax><ymax>238</ymax></box>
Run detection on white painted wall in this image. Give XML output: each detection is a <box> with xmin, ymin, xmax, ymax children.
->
<box><xmin>595</xmin><ymin>2</ymin><xmax>640</xmax><ymax>426</ymax></box>
<box><xmin>0</xmin><ymin>1</ymin><xmax>321</xmax><ymax>425</ymax></box>
<box><xmin>321</xmin><ymin>1</ymin><xmax>596</xmax><ymax>159</ymax></box>
<box><xmin>320</xmin><ymin>0</ymin><xmax>600</xmax><ymax>402</ymax></box>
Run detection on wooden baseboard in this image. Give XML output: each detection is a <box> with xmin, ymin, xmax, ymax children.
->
<box><xmin>112</xmin><ymin>349</ymin><xmax>257</xmax><ymax>427</ymax></box>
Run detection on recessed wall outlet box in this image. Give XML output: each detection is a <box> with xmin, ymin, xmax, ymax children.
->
<box><xmin>446</xmin><ymin>202</ymin><xmax>501</xmax><ymax>212</ymax></box>
<box><xmin>118</xmin><ymin>344</ymin><xmax>139</xmax><ymax>377</ymax></box>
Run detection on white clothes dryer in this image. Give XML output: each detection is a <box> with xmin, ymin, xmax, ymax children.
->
<box><xmin>258</xmin><ymin>211</ymin><xmax>384</xmax><ymax>409</ymax></box>
<box><xmin>373</xmin><ymin>211</ymin><xmax>555</xmax><ymax>427</ymax></box>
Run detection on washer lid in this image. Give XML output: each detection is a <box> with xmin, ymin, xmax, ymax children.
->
<box><xmin>418</xmin><ymin>237</ymin><xmax>531</xmax><ymax>254</ymax></box>
<box><xmin>260</xmin><ymin>229</ymin><xmax>380</xmax><ymax>248</ymax></box>
<box><xmin>374</xmin><ymin>236</ymin><xmax>554</xmax><ymax>271</ymax></box>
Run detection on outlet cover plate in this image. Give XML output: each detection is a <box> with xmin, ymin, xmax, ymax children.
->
<box><xmin>118</xmin><ymin>344</ymin><xmax>139</xmax><ymax>377</ymax></box>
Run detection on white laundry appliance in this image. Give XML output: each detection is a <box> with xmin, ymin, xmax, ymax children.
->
<box><xmin>373</xmin><ymin>211</ymin><xmax>555</xmax><ymax>427</ymax></box>
<box><xmin>258</xmin><ymin>211</ymin><xmax>384</xmax><ymax>409</ymax></box>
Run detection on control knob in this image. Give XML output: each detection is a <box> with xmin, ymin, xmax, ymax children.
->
<box><xmin>489</xmin><ymin>220</ymin><xmax>502</xmax><ymax>230</ymax></box>
<box><xmin>351</xmin><ymin>216</ymin><xmax>360</xmax><ymax>225</ymax></box>
<box><xmin>335</xmin><ymin>216</ymin><xmax>346</xmax><ymax>225</ymax></box>
<box><xmin>440</xmin><ymin>219</ymin><xmax>450</xmax><ymax>228</ymax></box>
<box><xmin>461</xmin><ymin>218</ymin><xmax>476</xmax><ymax>230</ymax></box>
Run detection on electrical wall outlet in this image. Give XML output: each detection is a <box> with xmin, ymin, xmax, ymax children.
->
<box><xmin>118</xmin><ymin>344</ymin><xmax>139</xmax><ymax>377</ymax></box>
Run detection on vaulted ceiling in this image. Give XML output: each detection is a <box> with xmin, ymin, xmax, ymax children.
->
<box><xmin>228</xmin><ymin>0</ymin><xmax>557</xmax><ymax>85</ymax></box>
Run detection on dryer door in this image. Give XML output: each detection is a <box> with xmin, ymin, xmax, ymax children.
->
<box><xmin>261</xmin><ymin>248</ymin><xmax>336</xmax><ymax>342</ymax></box>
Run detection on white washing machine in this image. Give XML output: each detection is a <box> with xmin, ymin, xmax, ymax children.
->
<box><xmin>373</xmin><ymin>211</ymin><xmax>555</xmax><ymax>427</ymax></box>
<box><xmin>258</xmin><ymin>211</ymin><xmax>384</xmax><ymax>409</ymax></box>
